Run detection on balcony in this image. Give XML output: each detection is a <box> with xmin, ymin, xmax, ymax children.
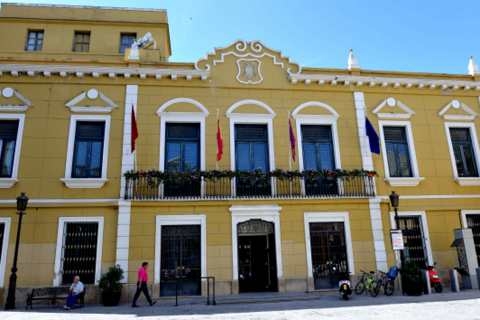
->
<box><xmin>124</xmin><ymin>169</ymin><xmax>376</xmax><ymax>200</ymax></box>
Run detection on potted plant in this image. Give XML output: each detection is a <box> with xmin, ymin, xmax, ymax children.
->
<box><xmin>99</xmin><ymin>265</ymin><xmax>124</xmax><ymax>306</ymax></box>
<box><xmin>401</xmin><ymin>261</ymin><xmax>424</xmax><ymax>296</ymax></box>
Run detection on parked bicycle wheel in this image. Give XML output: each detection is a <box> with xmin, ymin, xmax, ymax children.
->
<box><xmin>384</xmin><ymin>280</ymin><xmax>394</xmax><ymax>296</ymax></box>
<box><xmin>370</xmin><ymin>280</ymin><xmax>380</xmax><ymax>297</ymax></box>
<box><xmin>354</xmin><ymin>281</ymin><xmax>365</xmax><ymax>295</ymax></box>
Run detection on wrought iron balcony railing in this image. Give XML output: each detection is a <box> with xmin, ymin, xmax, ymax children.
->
<box><xmin>123</xmin><ymin>169</ymin><xmax>376</xmax><ymax>200</ymax></box>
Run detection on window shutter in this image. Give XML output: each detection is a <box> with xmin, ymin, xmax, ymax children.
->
<box><xmin>166</xmin><ymin>123</ymin><xmax>200</xmax><ymax>140</ymax></box>
<box><xmin>235</xmin><ymin>124</ymin><xmax>268</xmax><ymax>141</ymax></box>
<box><xmin>449</xmin><ymin>128</ymin><xmax>470</xmax><ymax>142</ymax></box>
<box><xmin>301</xmin><ymin>125</ymin><xmax>332</xmax><ymax>142</ymax></box>
<box><xmin>75</xmin><ymin>122</ymin><xmax>105</xmax><ymax>140</ymax></box>
<box><xmin>383</xmin><ymin>126</ymin><xmax>407</xmax><ymax>143</ymax></box>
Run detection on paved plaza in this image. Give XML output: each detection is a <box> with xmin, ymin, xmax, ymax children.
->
<box><xmin>3</xmin><ymin>290</ymin><xmax>480</xmax><ymax>320</ymax></box>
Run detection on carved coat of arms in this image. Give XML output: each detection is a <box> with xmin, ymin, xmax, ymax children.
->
<box><xmin>236</xmin><ymin>58</ymin><xmax>263</xmax><ymax>84</ymax></box>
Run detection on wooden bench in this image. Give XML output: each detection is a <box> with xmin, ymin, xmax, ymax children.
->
<box><xmin>26</xmin><ymin>286</ymin><xmax>86</xmax><ymax>309</ymax></box>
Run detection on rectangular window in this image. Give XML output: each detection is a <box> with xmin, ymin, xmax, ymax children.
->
<box><xmin>72</xmin><ymin>121</ymin><xmax>105</xmax><ymax>178</ymax></box>
<box><xmin>0</xmin><ymin>120</ymin><xmax>19</xmax><ymax>178</ymax></box>
<box><xmin>119</xmin><ymin>32</ymin><xmax>136</xmax><ymax>53</ymax></box>
<box><xmin>235</xmin><ymin>124</ymin><xmax>269</xmax><ymax>172</ymax></box>
<box><xmin>165</xmin><ymin>123</ymin><xmax>200</xmax><ymax>172</ymax></box>
<box><xmin>73</xmin><ymin>31</ymin><xmax>90</xmax><ymax>52</ymax></box>
<box><xmin>301</xmin><ymin>125</ymin><xmax>335</xmax><ymax>171</ymax></box>
<box><xmin>383</xmin><ymin>126</ymin><xmax>413</xmax><ymax>177</ymax></box>
<box><xmin>25</xmin><ymin>30</ymin><xmax>44</xmax><ymax>51</ymax></box>
<box><xmin>449</xmin><ymin>127</ymin><xmax>479</xmax><ymax>177</ymax></box>
<box><xmin>61</xmin><ymin>222</ymin><xmax>99</xmax><ymax>285</ymax></box>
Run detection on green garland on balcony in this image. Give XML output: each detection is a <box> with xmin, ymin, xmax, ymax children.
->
<box><xmin>124</xmin><ymin>169</ymin><xmax>376</xmax><ymax>180</ymax></box>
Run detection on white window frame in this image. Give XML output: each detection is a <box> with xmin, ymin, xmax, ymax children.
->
<box><xmin>389</xmin><ymin>211</ymin><xmax>433</xmax><ymax>266</ymax></box>
<box><xmin>461</xmin><ymin>209</ymin><xmax>480</xmax><ymax>228</ymax></box>
<box><xmin>154</xmin><ymin>215</ymin><xmax>207</xmax><ymax>285</ymax></box>
<box><xmin>444</xmin><ymin>122</ymin><xmax>480</xmax><ymax>186</ymax></box>
<box><xmin>230</xmin><ymin>205</ymin><xmax>283</xmax><ymax>283</ymax></box>
<box><xmin>159</xmin><ymin>113</ymin><xmax>206</xmax><ymax>172</ymax></box>
<box><xmin>379</xmin><ymin>120</ymin><xmax>423</xmax><ymax>186</ymax></box>
<box><xmin>0</xmin><ymin>217</ymin><xmax>11</xmax><ymax>287</ymax></box>
<box><xmin>295</xmin><ymin>115</ymin><xmax>342</xmax><ymax>172</ymax></box>
<box><xmin>304</xmin><ymin>212</ymin><xmax>355</xmax><ymax>280</ymax></box>
<box><xmin>53</xmin><ymin>216</ymin><xmax>104</xmax><ymax>286</ymax></box>
<box><xmin>61</xmin><ymin>114</ymin><xmax>110</xmax><ymax>188</ymax></box>
<box><xmin>0</xmin><ymin>114</ymin><xmax>25</xmax><ymax>188</ymax></box>
<box><xmin>227</xmin><ymin>99</ymin><xmax>276</xmax><ymax>196</ymax></box>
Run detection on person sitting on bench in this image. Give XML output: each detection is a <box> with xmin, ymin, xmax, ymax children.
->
<box><xmin>64</xmin><ymin>275</ymin><xmax>84</xmax><ymax>310</ymax></box>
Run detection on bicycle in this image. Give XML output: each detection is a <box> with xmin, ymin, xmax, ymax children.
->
<box><xmin>372</xmin><ymin>270</ymin><xmax>395</xmax><ymax>296</ymax></box>
<box><xmin>354</xmin><ymin>270</ymin><xmax>378</xmax><ymax>297</ymax></box>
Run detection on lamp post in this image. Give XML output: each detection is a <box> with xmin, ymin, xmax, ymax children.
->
<box><xmin>4</xmin><ymin>192</ymin><xmax>28</xmax><ymax>310</ymax></box>
<box><xmin>389</xmin><ymin>191</ymin><xmax>404</xmax><ymax>268</ymax></box>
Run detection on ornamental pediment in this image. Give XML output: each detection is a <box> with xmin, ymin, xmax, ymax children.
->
<box><xmin>438</xmin><ymin>99</ymin><xmax>477</xmax><ymax>121</ymax></box>
<box><xmin>0</xmin><ymin>87</ymin><xmax>31</xmax><ymax>112</ymax></box>
<box><xmin>65</xmin><ymin>88</ymin><xmax>117</xmax><ymax>113</ymax></box>
<box><xmin>195</xmin><ymin>40</ymin><xmax>301</xmax><ymax>85</ymax></box>
<box><xmin>372</xmin><ymin>97</ymin><xmax>415</xmax><ymax>119</ymax></box>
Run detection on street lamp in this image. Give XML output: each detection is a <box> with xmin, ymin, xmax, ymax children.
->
<box><xmin>389</xmin><ymin>191</ymin><xmax>400</xmax><ymax>229</ymax></box>
<box><xmin>4</xmin><ymin>192</ymin><xmax>28</xmax><ymax>310</ymax></box>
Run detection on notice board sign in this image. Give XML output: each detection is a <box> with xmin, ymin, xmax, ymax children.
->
<box><xmin>391</xmin><ymin>229</ymin><xmax>404</xmax><ymax>250</ymax></box>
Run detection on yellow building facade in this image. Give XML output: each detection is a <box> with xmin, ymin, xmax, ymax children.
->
<box><xmin>0</xmin><ymin>3</ymin><xmax>479</xmax><ymax>303</ymax></box>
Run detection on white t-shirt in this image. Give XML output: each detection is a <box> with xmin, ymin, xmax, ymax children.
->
<box><xmin>71</xmin><ymin>281</ymin><xmax>84</xmax><ymax>295</ymax></box>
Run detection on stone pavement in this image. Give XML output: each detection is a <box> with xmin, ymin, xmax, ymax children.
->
<box><xmin>3</xmin><ymin>290</ymin><xmax>480</xmax><ymax>320</ymax></box>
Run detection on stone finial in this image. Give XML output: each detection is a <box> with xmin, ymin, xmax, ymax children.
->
<box><xmin>468</xmin><ymin>56</ymin><xmax>479</xmax><ymax>76</ymax></box>
<box><xmin>347</xmin><ymin>49</ymin><xmax>360</xmax><ymax>70</ymax></box>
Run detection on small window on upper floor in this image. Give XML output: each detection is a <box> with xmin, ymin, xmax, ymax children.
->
<box><xmin>383</xmin><ymin>126</ymin><xmax>413</xmax><ymax>178</ymax></box>
<box><xmin>73</xmin><ymin>31</ymin><xmax>91</xmax><ymax>52</ymax></box>
<box><xmin>119</xmin><ymin>33</ymin><xmax>136</xmax><ymax>54</ymax></box>
<box><xmin>25</xmin><ymin>30</ymin><xmax>44</xmax><ymax>51</ymax></box>
<box><xmin>0</xmin><ymin>120</ymin><xmax>19</xmax><ymax>178</ymax></box>
<box><xmin>72</xmin><ymin>121</ymin><xmax>105</xmax><ymax>178</ymax></box>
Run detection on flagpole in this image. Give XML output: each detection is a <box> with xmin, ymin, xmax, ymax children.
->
<box><xmin>216</xmin><ymin>108</ymin><xmax>220</xmax><ymax>171</ymax></box>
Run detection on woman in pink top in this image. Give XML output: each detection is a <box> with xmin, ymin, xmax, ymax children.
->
<box><xmin>132</xmin><ymin>262</ymin><xmax>156</xmax><ymax>307</ymax></box>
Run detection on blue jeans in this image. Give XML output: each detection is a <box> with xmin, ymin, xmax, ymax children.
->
<box><xmin>66</xmin><ymin>293</ymin><xmax>79</xmax><ymax>307</ymax></box>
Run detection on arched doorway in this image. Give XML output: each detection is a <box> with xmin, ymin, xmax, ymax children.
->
<box><xmin>237</xmin><ymin>219</ymin><xmax>278</xmax><ymax>292</ymax></box>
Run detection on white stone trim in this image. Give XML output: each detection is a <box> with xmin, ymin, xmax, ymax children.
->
<box><xmin>120</xmin><ymin>85</ymin><xmax>138</xmax><ymax>198</ymax></box>
<box><xmin>304</xmin><ymin>212</ymin><xmax>355</xmax><ymax>277</ymax></box>
<box><xmin>294</xmin><ymin>113</ymin><xmax>342</xmax><ymax>172</ymax></box>
<box><xmin>461</xmin><ymin>209</ymin><xmax>480</xmax><ymax>228</ymax></box>
<box><xmin>378</xmin><ymin>120</ymin><xmax>423</xmax><ymax>186</ymax></box>
<box><xmin>372</xmin><ymin>97</ymin><xmax>415</xmax><ymax>119</ymax></box>
<box><xmin>438</xmin><ymin>100</ymin><xmax>478</xmax><ymax>121</ymax></box>
<box><xmin>0</xmin><ymin>64</ymin><xmax>209</xmax><ymax>81</ymax></box>
<box><xmin>0</xmin><ymin>113</ymin><xmax>25</xmax><ymax>188</ymax></box>
<box><xmin>389</xmin><ymin>211</ymin><xmax>433</xmax><ymax>266</ymax></box>
<box><xmin>0</xmin><ymin>198</ymin><xmax>118</xmax><ymax>205</ymax></box>
<box><xmin>53</xmin><ymin>216</ymin><xmax>104</xmax><ymax>286</ymax></box>
<box><xmin>154</xmin><ymin>215</ymin><xmax>207</xmax><ymax>284</ymax></box>
<box><xmin>0</xmin><ymin>217</ymin><xmax>11</xmax><ymax>288</ymax></box>
<box><xmin>116</xmin><ymin>200</ymin><xmax>131</xmax><ymax>283</ymax></box>
<box><xmin>289</xmin><ymin>73</ymin><xmax>480</xmax><ymax>91</ymax></box>
<box><xmin>291</xmin><ymin>101</ymin><xmax>339</xmax><ymax>119</ymax></box>
<box><xmin>444</xmin><ymin>122</ymin><xmax>480</xmax><ymax>184</ymax></box>
<box><xmin>230</xmin><ymin>205</ymin><xmax>283</xmax><ymax>281</ymax></box>
<box><xmin>157</xmin><ymin>97</ymin><xmax>209</xmax><ymax>116</ymax></box>
<box><xmin>378</xmin><ymin>194</ymin><xmax>480</xmax><ymax>200</ymax></box>
<box><xmin>158</xmin><ymin>111</ymin><xmax>207</xmax><ymax>172</ymax></box>
<box><xmin>226</xmin><ymin>99</ymin><xmax>276</xmax><ymax>117</ymax></box>
<box><xmin>62</xmin><ymin>114</ymin><xmax>111</xmax><ymax>189</ymax></box>
<box><xmin>0</xmin><ymin>87</ymin><xmax>31</xmax><ymax>112</ymax></box>
<box><xmin>368</xmin><ymin>198</ymin><xmax>388</xmax><ymax>271</ymax></box>
<box><xmin>353</xmin><ymin>92</ymin><xmax>374</xmax><ymax>171</ymax></box>
<box><xmin>65</xmin><ymin>88</ymin><xmax>117</xmax><ymax>114</ymax></box>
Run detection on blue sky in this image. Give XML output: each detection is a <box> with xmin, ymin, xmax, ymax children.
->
<box><xmin>9</xmin><ymin>0</ymin><xmax>480</xmax><ymax>74</ymax></box>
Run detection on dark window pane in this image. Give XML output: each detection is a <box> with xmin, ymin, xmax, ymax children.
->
<box><xmin>73</xmin><ymin>31</ymin><xmax>90</xmax><ymax>52</ymax></box>
<box><xmin>72</xmin><ymin>121</ymin><xmax>105</xmax><ymax>178</ymax></box>
<box><xmin>119</xmin><ymin>33</ymin><xmax>136</xmax><ymax>53</ymax></box>
<box><xmin>0</xmin><ymin>120</ymin><xmax>19</xmax><ymax>177</ymax></box>
<box><xmin>450</xmin><ymin>127</ymin><xmax>479</xmax><ymax>177</ymax></box>
<box><xmin>234</xmin><ymin>124</ymin><xmax>269</xmax><ymax>172</ymax></box>
<box><xmin>25</xmin><ymin>30</ymin><xmax>44</xmax><ymax>51</ymax></box>
<box><xmin>384</xmin><ymin>126</ymin><xmax>413</xmax><ymax>177</ymax></box>
<box><xmin>301</xmin><ymin>125</ymin><xmax>335</xmax><ymax>171</ymax></box>
<box><xmin>165</xmin><ymin>123</ymin><xmax>200</xmax><ymax>172</ymax></box>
